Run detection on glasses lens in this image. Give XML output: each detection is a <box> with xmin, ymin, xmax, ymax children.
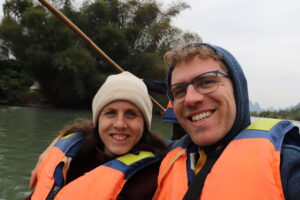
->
<box><xmin>171</xmin><ymin>83</ymin><xmax>186</xmax><ymax>103</ymax></box>
<box><xmin>169</xmin><ymin>71</ymin><xmax>224</xmax><ymax>104</ymax></box>
<box><xmin>193</xmin><ymin>72</ymin><xmax>219</xmax><ymax>94</ymax></box>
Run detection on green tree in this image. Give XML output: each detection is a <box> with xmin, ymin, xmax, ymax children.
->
<box><xmin>0</xmin><ymin>59</ymin><xmax>33</xmax><ymax>103</ymax></box>
<box><xmin>252</xmin><ymin>107</ymin><xmax>300</xmax><ymax>121</ymax></box>
<box><xmin>0</xmin><ymin>0</ymin><xmax>201</xmax><ymax>107</ymax></box>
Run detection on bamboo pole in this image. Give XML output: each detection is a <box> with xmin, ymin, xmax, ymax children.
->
<box><xmin>38</xmin><ymin>0</ymin><xmax>166</xmax><ymax>113</ymax></box>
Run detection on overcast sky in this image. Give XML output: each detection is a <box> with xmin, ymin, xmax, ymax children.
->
<box><xmin>1</xmin><ymin>0</ymin><xmax>300</xmax><ymax>109</ymax></box>
<box><xmin>161</xmin><ymin>0</ymin><xmax>300</xmax><ymax>110</ymax></box>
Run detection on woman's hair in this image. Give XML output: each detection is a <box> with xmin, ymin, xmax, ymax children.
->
<box><xmin>136</xmin><ymin>124</ymin><xmax>168</xmax><ymax>158</ymax></box>
<box><xmin>58</xmin><ymin>118</ymin><xmax>168</xmax><ymax>158</ymax></box>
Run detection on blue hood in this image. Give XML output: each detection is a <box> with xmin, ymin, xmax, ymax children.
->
<box><xmin>167</xmin><ymin>43</ymin><xmax>251</xmax><ymax>146</ymax></box>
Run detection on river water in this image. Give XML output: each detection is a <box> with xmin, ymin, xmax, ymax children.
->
<box><xmin>0</xmin><ymin>106</ymin><xmax>299</xmax><ymax>199</ymax></box>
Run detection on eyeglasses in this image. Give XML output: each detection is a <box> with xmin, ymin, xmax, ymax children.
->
<box><xmin>168</xmin><ymin>70</ymin><xmax>229</xmax><ymax>104</ymax></box>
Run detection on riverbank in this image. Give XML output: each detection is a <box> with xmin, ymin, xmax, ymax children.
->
<box><xmin>0</xmin><ymin>92</ymin><xmax>53</xmax><ymax>108</ymax></box>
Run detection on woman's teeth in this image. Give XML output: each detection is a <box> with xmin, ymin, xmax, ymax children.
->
<box><xmin>112</xmin><ymin>134</ymin><xmax>128</xmax><ymax>141</ymax></box>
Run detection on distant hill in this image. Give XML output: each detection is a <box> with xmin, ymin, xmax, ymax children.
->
<box><xmin>280</xmin><ymin>102</ymin><xmax>300</xmax><ymax>111</ymax></box>
<box><xmin>293</xmin><ymin>102</ymin><xmax>300</xmax><ymax>109</ymax></box>
<box><xmin>249</xmin><ymin>101</ymin><xmax>262</xmax><ymax>112</ymax></box>
<box><xmin>249</xmin><ymin>100</ymin><xmax>300</xmax><ymax>112</ymax></box>
<box><xmin>249</xmin><ymin>101</ymin><xmax>276</xmax><ymax>112</ymax></box>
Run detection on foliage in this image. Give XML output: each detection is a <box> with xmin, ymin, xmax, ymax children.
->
<box><xmin>0</xmin><ymin>0</ymin><xmax>201</xmax><ymax>107</ymax></box>
<box><xmin>0</xmin><ymin>59</ymin><xmax>33</xmax><ymax>103</ymax></box>
<box><xmin>251</xmin><ymin>108</ymin><xmax>300</xmax><ymax>121</ymax></box>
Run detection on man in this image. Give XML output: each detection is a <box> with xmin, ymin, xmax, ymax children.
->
<box><xmin>153</xmin><ymin>43</ymin><xmax>300</xmax><ymax>199</ymax></box>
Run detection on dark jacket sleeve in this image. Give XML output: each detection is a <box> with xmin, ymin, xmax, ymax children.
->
<box><xmin>280</xmin><ymin>127</ymin><xmax>300</xmax><ymax>200</ymax></box>
<box><xmin>143</xmin><ymin>79</ymin><xmax>167</xmax><ymax>95</ymax></box>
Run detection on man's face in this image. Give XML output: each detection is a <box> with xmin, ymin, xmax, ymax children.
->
<box><xmin>172</xmin><ymin>57</ymin><xmax>236</xmax><ymax>146</ymax></box>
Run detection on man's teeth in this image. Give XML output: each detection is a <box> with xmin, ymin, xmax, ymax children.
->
<box><xmin>192</xmin><ymin>111</ymin><xmax>212</xmax><ymax>122</ymax></box>
<box><xmin>112</xmin><ymin>134</ymin><xmax>128</xmax><ymax>140</ymax></box>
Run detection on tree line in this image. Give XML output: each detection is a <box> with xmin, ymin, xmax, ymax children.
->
<box><xmin>0</xmin><ymin>0</ymin><xmax>201</xmax><ymax>108</ymax></box>
<box><xmin>252</xmin><ymin>108</ymin><xmax>300</xmax><ymax>121</ymax></box>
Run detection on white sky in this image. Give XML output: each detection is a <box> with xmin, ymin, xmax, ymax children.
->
<box><xmin>1</xmin><ymin>0</ymin><xmax>300</xmax><ymax>109</ymax></box>
<box><xmin>163</xmin><ymin>0</ymin><xmax>300</xmax><ymax>110</ymax></box>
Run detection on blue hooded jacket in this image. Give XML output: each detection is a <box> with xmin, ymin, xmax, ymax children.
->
<box><xmin>167</xmin><ymin>42</ymin><xmax>300</xmax><ymax>200</ymax></box>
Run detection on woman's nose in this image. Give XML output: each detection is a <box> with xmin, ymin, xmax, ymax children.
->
<box><xmin>113</xmin><ymin>115</ymin><xmax>127</xmax><ymax>129</ymax></box>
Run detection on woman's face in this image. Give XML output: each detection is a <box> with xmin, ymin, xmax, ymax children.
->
<box><xmin>98</xmin><ymin>100</ymin><xmax>145</xmax><ymax>157</ymax></box>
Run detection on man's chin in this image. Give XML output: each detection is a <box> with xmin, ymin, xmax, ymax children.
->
<box><xmin>190</xmin><ymin>133</ymin><xmax>217</xmax><ymax>147</ymax></box>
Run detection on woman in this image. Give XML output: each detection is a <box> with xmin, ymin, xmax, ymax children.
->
<box><xmin>28</xmin><ymin>71</ymin><xmax>168</xmax><ymax>200</ymax></box>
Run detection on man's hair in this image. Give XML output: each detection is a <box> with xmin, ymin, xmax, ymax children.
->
<box><xmin>165</xmin><ymin>44</ymin><xmax>227</xmax><ymax>87</ymax></box>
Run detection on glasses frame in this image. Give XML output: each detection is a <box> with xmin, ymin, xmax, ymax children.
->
<box><xmin>167</xmin><ymin>70</ymin><xmax>229</xmax><ymax>104</ymax></box>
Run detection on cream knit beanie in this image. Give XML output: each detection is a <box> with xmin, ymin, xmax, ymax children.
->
<box><xmin>92</xmin><ymin>71</ymin><xmax>152</xmax><ymax>129</ymax></box>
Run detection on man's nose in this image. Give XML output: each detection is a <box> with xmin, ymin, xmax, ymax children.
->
<box><xmin>184</xmin><ymin>84</ymin><xmax>204</xmax><ymax>106</ymax></box>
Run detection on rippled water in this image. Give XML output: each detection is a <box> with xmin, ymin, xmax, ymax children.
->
<box><xmin>0</xmin><ymin>106</ymin><xmax>89</xmax><ymax>199</ymax></box>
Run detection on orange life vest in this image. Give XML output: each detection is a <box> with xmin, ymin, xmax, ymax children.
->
<box><xmin>31</xmin><ymin>132</ymin><xmax>160</xmax><ymax>200</ymax></box>
<box><xmin>154</xmin><ymin>118</ymin><xmax>295</xmax><ymax>200</ymax></box>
